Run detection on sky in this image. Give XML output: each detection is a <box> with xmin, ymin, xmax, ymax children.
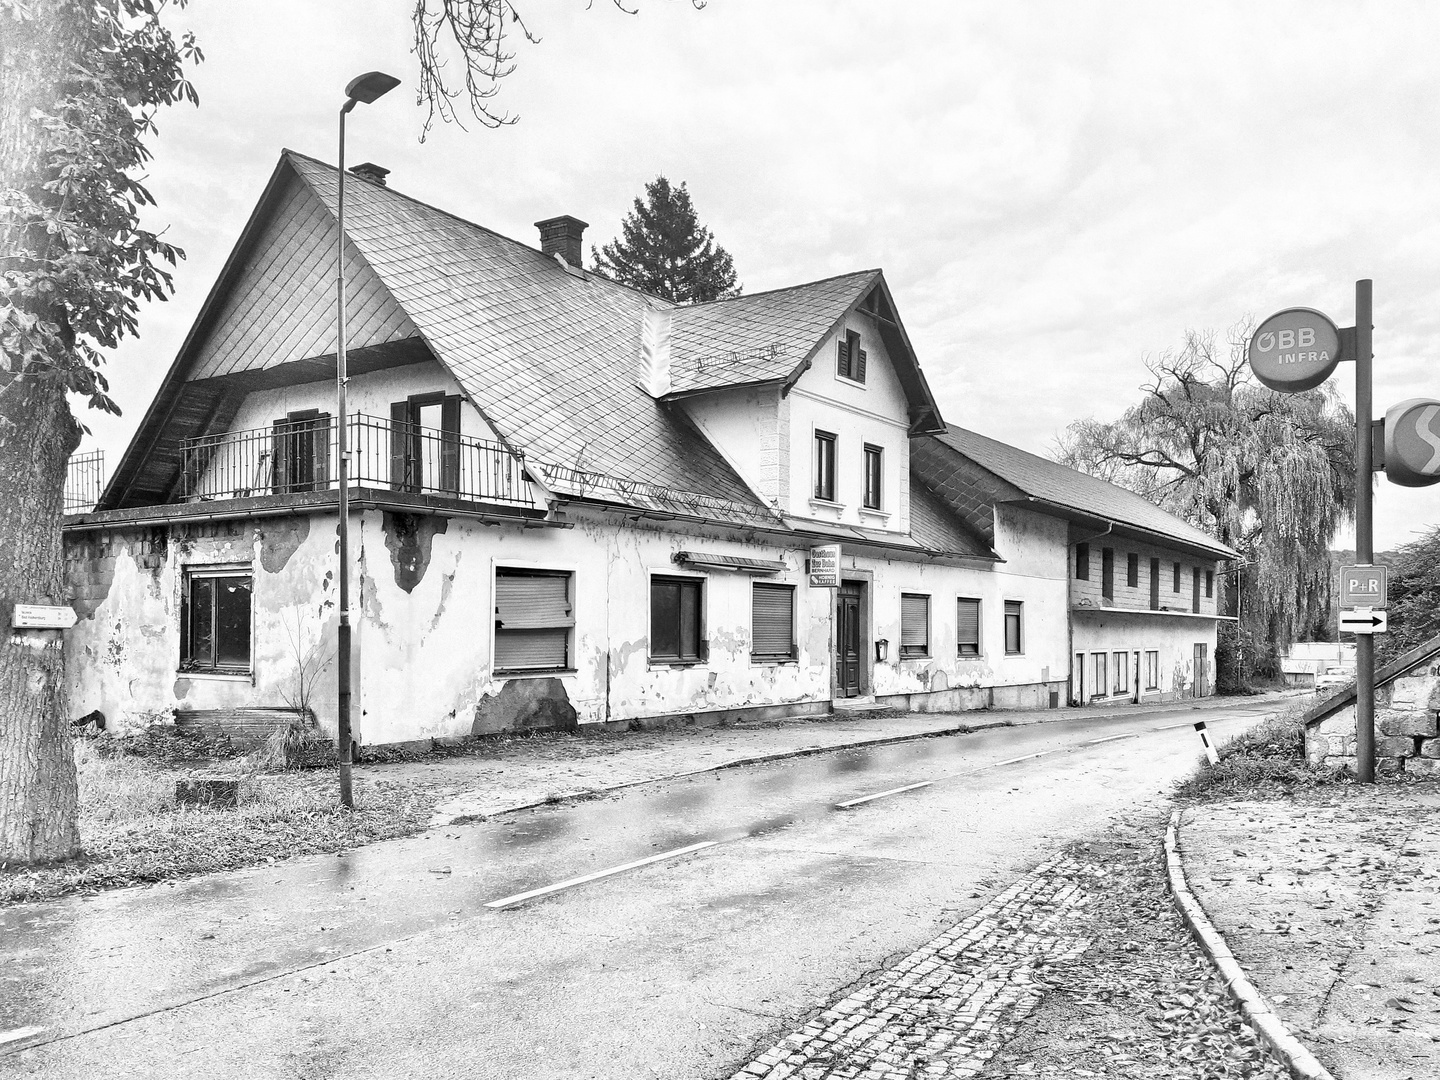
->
<box><xmin>84</xmin><ymin>0</ymin><xmax>1440</xmax><ymax>550</ymax></box>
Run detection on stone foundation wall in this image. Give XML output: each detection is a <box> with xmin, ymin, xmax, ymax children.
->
<box><xmin>1305</xmin><ymin>669</ymin><xmax>1440</xmax><ymax>775</ymax></box>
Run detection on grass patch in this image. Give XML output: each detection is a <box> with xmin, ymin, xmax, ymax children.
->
<box><xmin>1173</xmin><ymin>703</ymin><xmax>1349</xmax><ymax>802</ymax></box>
<box><xmin>0</xmin><ymin>741</ymin><xmax>437</xmax><ymax>906</ymax></box>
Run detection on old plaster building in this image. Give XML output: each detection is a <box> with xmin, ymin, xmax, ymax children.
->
<box><xmin>62</xmin><ymin>151</ymin><xmax>1235</xmax><ymax>748</ymax></box>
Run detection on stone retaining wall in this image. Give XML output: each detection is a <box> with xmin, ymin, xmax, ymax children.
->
<box><xmin>1305</xmin><ymin>668</ymin><xmax>1440</xmax><ymax>775</ymax></box>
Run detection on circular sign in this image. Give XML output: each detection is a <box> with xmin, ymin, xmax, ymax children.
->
<box><xmin>1384</xmin><ymin>398</ymin><xmax>1440</xmax><ymax>487</ymax></box>
<box><xmin>1247</xmin><ymin>307</ymin><xmax>1342</xmax><ymax>392</ymax></box>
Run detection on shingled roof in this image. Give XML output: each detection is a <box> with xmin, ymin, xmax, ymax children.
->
<box><xmin>918</xmin><ymin>425</ymin><xmax>1237</xmax><ymax>559</ymax></box>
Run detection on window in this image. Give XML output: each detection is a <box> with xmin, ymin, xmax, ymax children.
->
<box><xmin>271</xmin><ymin>410</ymin><xmax>331</xmax><ymax>494</ymax></box>
<box><xmin>1206</xmin><ymin>570</ymin><xmax>1215</xmax><ymax>598</ymax></box>
<box><xmin>651</xmin><ymin>576</ymin><xmax>704</xmax><ymax>663</ymax></box>
<box><xmin>813</xmin><ymin>431</ymin><xmax>837</xmax><ymax>502</ymax></box>
<box><xmin>1004</xmin><ymin>600</ymin><xmax>1023</xmax><ymax>655</ymax></box>
<box><xmin>863</xmin><ymin>444</ymin><xmax>883</xmax><ymax>510</ymax></box>
<box><xmin>752</xmin><ymin>583</ymin><xmax>796</xmax><ymax>661</ymax></box>
<box><xmin>1150</xmin><ymin>557</ymin><xmax>1161</xmax><ymax>610</ymax></box>
<box><xmin>1173</xmin><ymin>562</ymin><xmax>1182</xmax><ymax>593</ymax></box>
<box><xmin>1127</xmin><ymin>553</ymin><xmax>1139</xmax><ymax>589</ymax></box>
<box><xmin>1113</xmin><ymin>650</ymin><xmax>1129</xmax><ymax>694</ymax></box>
<box><xmin>1145</xmin><ymin>650</ymin><xmax>1160</xmax><ymax>690</ymax></box>
<box><xmin>181</xmin><ymin>569</ymin><xmax>252</xmax><ymax>674</ymax></box>
<box><xmin>1075</xmin><ymin>543</ymin><xmax>1089</xmax><ymax>580</ymax></box>
<box><xmin>391</xmin><ymin>393</ymin><xmax>462</xmax><ymax>493</ymax></box>
<box><xmin>837</xmin><ymin>329</ymin><xmax>866</xmax><ymax>383</ymax></box>
<box><xmin>1101</xmin><ymin>548</ymin><xmax>1114</xmax><ymax>599</ymax></box>
<box><xmin>956</xmin><ymin>598</ymin><xmax>981</xmax><ymax>657</ymax></box>
<box><xmin>1093</xmin><ymin>651</ymin><xmax>1107</xmax><ymax>696</ymax></box>
<box><xmin>494</xmin><ymin>568</ymin><xmax>574</xmax><ymax>672</ymax></box>
<box><xmin>900</xmin><ymin>593</ymin><xmax>930</xmax><ymax>658</ymax></box>
<box><xmin>1192</xmin><ymin>567</ymin><xmax>1202</xmax><ymax>613</ymax></box>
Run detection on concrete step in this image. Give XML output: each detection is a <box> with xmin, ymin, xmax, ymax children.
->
<box><xmin>830</xmin><ymin>697</ymin><xmax>896</xmax><ymax>717</ymax></box>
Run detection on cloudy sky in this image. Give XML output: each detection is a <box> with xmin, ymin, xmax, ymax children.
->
<box><xmin>89</xmin><ymin>0</ymin><xmax>1440</xmax><ymax>550</ymax></box>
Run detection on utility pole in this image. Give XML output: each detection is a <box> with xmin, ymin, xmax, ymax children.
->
<box><xmin>1354</xmin><ymin>280</ymin><xmax>1375</xmax><ymax>783</ymax></box>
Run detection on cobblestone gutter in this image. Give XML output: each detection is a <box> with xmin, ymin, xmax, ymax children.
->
<box><xmin>727</xmin><ymin>855</ymin><xmax>1094</xmax><ymax>1080</ymax></box>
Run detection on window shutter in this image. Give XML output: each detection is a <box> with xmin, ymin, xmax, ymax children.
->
<box><xmin>900</xmin><ymin>594</ymin><xmax>929</xmax><ymax>655</ymax></box>
<box><xmin>494</xmin><ymin>571</ymin><xmax>572</xmax><ymax>671</ymax></box>
<box><xmin>440</xmin><ymin>395</ymin><xmax>461</xmax><ymax>492</ymax></box>
<box><xmin>956</xmin><ymin>598</ymin><xmax>980</xmax><ymax>655</ymax></box>
<box><xmin>1076</xmin><ymin>543</ymin><xmax>1089</xmax><ymax>580</ymax></box>
<box><xmin>390</xmin><ymin>401</ymin><xmax>410</xmax><ymax>490</ymax></box>
<box><xmin>271</xmin><ymin>419</ymin><xmax>290</xmax><ymax>494</ymax></box>
<box><xmin>837</xmin><ymin>337</ymin><xmax>851</xmax><ymax>379</ymax></box>
<box><xmin>1126</xmin><ymin>553</ymin><xmax>1138</xmax><ymax>589</ymax></box>
<box><xmin>855</xmin><ymin>348</ymin><xmax>867</xmax><ymax>383</ymax></box>
<box><xmin>1150</xmin><ymin>557</ymin><xmax>1161</xmax><ymax>609</ymax></box>
<box><xmin>751</xmin><ymin>583</ymin><xmax>794</xmax><ymax>660</ymax></box>
<box><xmin>312</xmin><ymin>412</ymin><xmax>332</xmax><ymax>488</ymax></box>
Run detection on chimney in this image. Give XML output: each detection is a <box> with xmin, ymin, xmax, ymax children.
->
<box><xmin>349</xmin><ymin>162</ymin><xmax>389</xmax><ymax>187</ymax></box>
<box><xmin>637</xmin><ymin>304</ymin><xmax>672</xmax><ymax>398</ymax></box>
<box><xmin>535</xmin><ymin>215</ymin><xmax>588</xmax><ymax>268</ymax></box>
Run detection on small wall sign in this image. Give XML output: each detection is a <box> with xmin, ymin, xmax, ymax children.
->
<box><xmin>1247</xmin><ymin>307</ymin><xmax>1343</xmax><ymax>393</ymax></box>
<box><xmin>12</xmin><ymin>605</ymin><xmax>78</xmax><ymax>630</ymax></box>
<box><xmin>809</xmin><ymin>544</ymin><xmax>840</xmax><ymax>588</ymax></box>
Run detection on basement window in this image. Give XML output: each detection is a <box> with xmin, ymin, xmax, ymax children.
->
<box><xmin>180</xmin><ymin>569</ymin><xmax>252</xmax><ymax>675</ymax></box>
<box><xmin>494</xmin><ymin>568</ymin><xmax>574</xmax><ymax>673</ymax></box>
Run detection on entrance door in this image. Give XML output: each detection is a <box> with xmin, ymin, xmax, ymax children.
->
<box><xmin>1133</xmin><ymin>650</ymin><xmax>1142</xmax><ymax>704</ymax></box>
<box><xmin>836</xmin><ymin>585</ymin><xmax>863</xmax><ymax>698</ymax></box>
<box><xmin>1193</xmin><ymin>643</ymin><xmax>1209</xmax><ymax>697</ymax></box>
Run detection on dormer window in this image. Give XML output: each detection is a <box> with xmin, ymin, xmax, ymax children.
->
<box><xmin>837</xmin><ymin>329</ymin><xmax>866</xmax><ymax>384</ymax></box>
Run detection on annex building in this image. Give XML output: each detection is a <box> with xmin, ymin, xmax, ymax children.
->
<box><xmin>62</xmin><ymin>151</ymin><xmax>1236</xmax><ymax>749</ymax></box>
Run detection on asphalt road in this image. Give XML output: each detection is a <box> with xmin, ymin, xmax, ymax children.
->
<box><xmin>0</xmin><ymin>699</ymin><xmax>1279</xmax><ymax>1079</ymax></box>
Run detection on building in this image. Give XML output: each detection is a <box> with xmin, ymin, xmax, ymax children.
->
<box><xmin>62</xmin><ymin>151</ymin><xmax>1236</xmax><ymax>748</ymax></box>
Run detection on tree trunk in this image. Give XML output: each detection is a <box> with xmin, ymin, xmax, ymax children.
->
<box><xmin>0</xmin><ymin>1</ymin><xmax>84</xmax><ymax>863</ymax></box>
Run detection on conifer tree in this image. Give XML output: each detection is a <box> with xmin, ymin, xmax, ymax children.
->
<box><xmin>592</xmin><ymin>177</ymin><xmax>740</xmax><ymax>303</ymax></box>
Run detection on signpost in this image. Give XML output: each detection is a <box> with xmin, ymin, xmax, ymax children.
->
<box><xmin>809</xmin><ymin>544</ymin><xmax>840</xmax><ymax>588</ymax></box>
<box><xmin>1338</xmin><ymin>564</ymin><xmax>1387</xmax><ymax>609</ymax></box>
<box><xmin>1338</xmin><ymin>609</ymin><xmax>1388</xmax><ymax>635</ymax></box>
<box><xmin>12</xmin><ymin>605</ymin><xmax>78</xmax><ymax>630</ymax></box>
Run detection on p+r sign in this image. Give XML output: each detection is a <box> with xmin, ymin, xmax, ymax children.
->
<box><xmin>1339</xmin><ymin>565</ymin><xmax>1387</xmax><ymax>610</ymax></box>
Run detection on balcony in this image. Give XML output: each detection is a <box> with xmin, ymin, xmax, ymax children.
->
<box><xmin>178</xmin><ymin>414</ymin><xmax>532</xmax><ymax>508</ymax></box>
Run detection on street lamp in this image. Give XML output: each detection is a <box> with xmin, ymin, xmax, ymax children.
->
<box><xmin>336</xmin><ymin>70</ymin><xmax>399</xmax><ymax>809</ymax></box>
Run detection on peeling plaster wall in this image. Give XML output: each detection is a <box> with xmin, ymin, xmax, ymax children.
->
<box><xmin>1070</xmin><ymin>611</ymin><xmax>1216</xmax><ymax>703</ymax></box>
<box><xmin>65</xmin><ymin>517</ymin><xmax>348</xmax><ymax>738</ymax></box>
<box><xmin>866</xmin><ymin>510</ymin><xmax>1068</xmax><ymax>699</ymax></box>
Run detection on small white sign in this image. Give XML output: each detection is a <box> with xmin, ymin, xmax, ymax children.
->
<box><xmin>1338</xmin><ymin>608</ymin><xmax>1388</xmax><ymax>635</ymax></box>
<box><xmin>809</xmin><ymin>544</ymin><xmax>840</xmax><ymax>588</ymax></box>
<box><xmin>12</xmin><ymin>604</ymin><xmax>78</xmax><ymax>630</ymax></box>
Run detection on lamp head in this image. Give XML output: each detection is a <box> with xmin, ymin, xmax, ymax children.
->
<box><xmin>345</xmin><ymin>71</ymin><xmax>400</xmax><ymax>105</ymax></box>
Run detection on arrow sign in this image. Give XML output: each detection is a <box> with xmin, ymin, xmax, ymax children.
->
<box><xmin>12</xmin><ymin>604</ymin><xmax>78</xmax><ymax>630</ymax></box>
<box><xmin>1338</xmin><ymin>608</ymin><xmax>1388</xmax><ymax>635</ymax></box>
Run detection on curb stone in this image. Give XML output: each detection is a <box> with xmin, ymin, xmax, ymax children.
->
<box><xmin>1164</xmin><ymin>809</ymin><xmax>1336</xmax><ymax>1080</ymax></box>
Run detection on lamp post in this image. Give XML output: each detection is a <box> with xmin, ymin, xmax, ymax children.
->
<box><xmin>336</xmin><ymin>70</ymin><xmax>399</xmax><ymax>808</ymax></box>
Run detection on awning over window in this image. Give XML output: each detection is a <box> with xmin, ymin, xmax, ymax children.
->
<box><xmin>674</xmin><ymin>551</ymin><xmax>788</xmax><ymax>574</ymax></box>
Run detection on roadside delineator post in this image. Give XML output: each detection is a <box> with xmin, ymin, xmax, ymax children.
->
<box><xmin>1194</xmin><ymin>721</ymin><xmax>1220</xmax><ymax>766</ymax></box>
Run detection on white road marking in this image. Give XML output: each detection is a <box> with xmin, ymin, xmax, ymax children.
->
<box><xmin>984</xmin><ymin>750</ymin><xmax>1054</xmax><ymax>768</ymax></box>
<box><xmin>835</xmin><ymin>780</ymin><xmax>936</xmax><ymax>809</ymax></box>
<box><xmin>1085</xmin><ymin>733</ymin><xmax>1137</xmax><ymax>746</ymax></box>
<box><xmin>483</xmin><ymin>841</ymin><xmax>720</xmax><ymax>909</ymax></box>
<box><xmin>0</xmin><ymin>1027</ymin><xmax>45</xmax><ymax>1048</ymax></box>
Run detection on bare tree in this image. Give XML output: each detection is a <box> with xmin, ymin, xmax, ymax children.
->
<box><xmin>1056</xmin><ymin>322</ymin><xmax>1356</xmax><ymax>679</ymax></box>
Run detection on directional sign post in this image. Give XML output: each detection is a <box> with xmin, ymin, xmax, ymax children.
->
<box><xmin>1339</xmin><ymin>609</ymin><xmax>1388</xmax><ymax>635</ymax></box>
<box><xmin>11</xmin><ymin>604</ymin><xmax>78</xmax><ymax>630</ymax></box>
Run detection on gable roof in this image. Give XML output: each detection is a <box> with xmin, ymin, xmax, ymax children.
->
<box><xmin>921</xmin><ymin>424</ymin><xmax>1238</xmax><ymax>559</ymax></box>
<box><xmin>665</xmin><ymin>271</ymin><xmax>945</xmax><ymax>435</ymax></box>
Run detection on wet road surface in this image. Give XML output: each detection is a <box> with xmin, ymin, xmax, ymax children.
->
<box><xmin>0</xmin><ymin>700</ymin><xmax>1277</xmax><ymax>1078</ymax></box>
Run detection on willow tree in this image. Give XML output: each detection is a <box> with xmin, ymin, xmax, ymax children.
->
<box><xmin>1</xmin><ymin>0</ymin><xmax>702</xmax><ymax>864</ymax></box>
<box><xmin>1056</xmin><ymin>325</ymin><xmax>1356</xmax><ymax>682</ymax></box>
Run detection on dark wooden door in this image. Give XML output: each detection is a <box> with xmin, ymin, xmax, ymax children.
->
<box><xmin>837</xmin><ymin>588</ymin><xmax>862</xmax><ymax>697</ymax></box>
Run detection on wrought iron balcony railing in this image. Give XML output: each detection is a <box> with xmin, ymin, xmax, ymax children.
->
<box><xmin>179</xmin><ymin>414</ymin><xmax>532</xmax><ymax>507</ymax></box>
<box><xmin>65</xmin><ymin>450</ymin><xmax>105</xmax><ymax>514</ymax></box>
